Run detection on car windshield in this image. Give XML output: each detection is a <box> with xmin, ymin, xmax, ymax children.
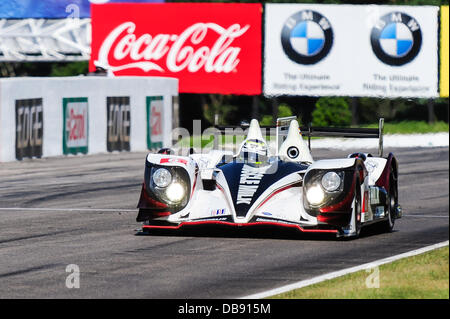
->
<box><xmin>238</xmin><ymin>139</ymin><xmax>269</xmax><ymax>167</ymax></box>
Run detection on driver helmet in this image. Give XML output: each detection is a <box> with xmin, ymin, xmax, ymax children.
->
<box><xmin>239</xmin><ymin>139</ymin><xmax>268</xmax><ymax>166</ymax></box>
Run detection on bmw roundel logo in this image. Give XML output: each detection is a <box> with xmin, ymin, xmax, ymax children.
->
<box><xmin>281</xmin><ymin>10</ymin><xmax>333</xmax><ymax>65</ymax></box>
<box><xmin>370</xmin><ymin>12</ymin><xmax>422</xmax><ymax>66</ymax></box>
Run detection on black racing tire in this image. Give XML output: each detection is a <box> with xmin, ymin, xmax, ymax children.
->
<box><xmin>340</xmin><ymin>178</ymin><xmax>362</xmax><ymax>239</ymax></box>
<box><xmin>380</xmin><ymin>169</ymin><xmax>397</xmax><ymax>233</ymax></box>
<box><xmin>353</xmin><ymin>179</ymin><xmax>362</xmax><ymax>238</ymax></box>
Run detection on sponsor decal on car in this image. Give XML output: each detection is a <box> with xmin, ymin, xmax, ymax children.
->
<box><xmin>211</xmin><ymin>208</ymin><xmax>226</xmax><ymax>216</ymax></box>
<box><xmin>160</xmin><ymin>158</ymin><xmax>188</xmax><ymax>165</ymax></box>
<box><xmin>237</xmin><ymin>165</ymin><xmax>264</xmax><ymax>204</ymax></box>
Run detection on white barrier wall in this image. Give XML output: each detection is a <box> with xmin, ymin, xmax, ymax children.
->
<box><xmin>0</xmin><ymin>76</ymin><xmax>178</xmax><ymax>162</ymax></box>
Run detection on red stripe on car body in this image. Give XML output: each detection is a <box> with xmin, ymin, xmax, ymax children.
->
<box><xmin>143</xmin><ymin>220</ymin><xmax>337</xmax><ymax>233</ymax></box>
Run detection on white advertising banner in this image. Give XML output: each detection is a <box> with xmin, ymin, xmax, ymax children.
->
<box><xmin>264</xmin><ymin>4</ymin><xmax>439</xmax><ymax>98</ymax></box>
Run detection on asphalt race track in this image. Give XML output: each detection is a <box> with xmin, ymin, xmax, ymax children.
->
<box><xmin>0</xmin><ymin>147</ymin><xmax>448</xmax><ymax>298</ymax></box>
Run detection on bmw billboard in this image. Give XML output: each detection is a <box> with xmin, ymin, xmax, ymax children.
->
<box><xmin>264</xmin><ymin>4</ymin><xmax>438</xmax><ymax>98</ymax></box>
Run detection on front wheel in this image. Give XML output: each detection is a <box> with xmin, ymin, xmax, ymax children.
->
<box><xmin>339</xmin><ymin>179</ymin><xmax>362</xmax><ymax>238</ymax></box>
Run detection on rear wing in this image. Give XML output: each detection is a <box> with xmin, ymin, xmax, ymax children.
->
<box><xmin>214</xmin><ymin>117</ymin><xmax>385</xmax><ymax>157</ymax></box>
<box><xmin>278</xmin><ymin>117</ymin><xmax>385</xmax><ymax>157</ymax></box>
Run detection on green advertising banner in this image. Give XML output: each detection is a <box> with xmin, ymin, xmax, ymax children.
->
<box><xmin>63</xmin><ymin>97</ymin><xmax>88</xmax><ymax>155</ymax></box>
<box><xmin>146</xmin><ymin>96</ymin><xmax>164</xmax><ymax>150</ymax></box>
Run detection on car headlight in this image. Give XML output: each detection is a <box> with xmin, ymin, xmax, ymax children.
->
<box><xmin>153</xmin><ymin>168</ymin><xmax>172</xmax><ymax>188</ymax></box>
<box><xmin>166</xmin><ymin>182</ymin><xmax>186</xmax><ymax>203</ymax></box>
<box><xmin>306</xmin><ymin>185</ymin><xmax>325</xmax><ymax>205</ymax></box>
<box><xmin>321</xmin><ymin>172</ymin><xmax>341</xmax><ymax>192</ymax></box>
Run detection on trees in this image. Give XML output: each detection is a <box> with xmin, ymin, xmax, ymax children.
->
<box><xmin>1</xmin><ymin>0</ymin><xmax>448</xmax><ymax>126</ymax></box>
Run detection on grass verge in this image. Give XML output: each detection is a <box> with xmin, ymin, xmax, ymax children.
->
<box><xmin>362</xmin><ymin>120</ymin><xmax>449</xmax><ymax>134</ymax></box>
<box><xmin>268</xmin><ymin>246</ymin><xmax>449</xmax><ymax>299</ymax></box>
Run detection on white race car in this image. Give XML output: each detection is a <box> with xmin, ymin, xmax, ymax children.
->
<box><xmin>136</xmin><ymin>117</ymin><xmax>402</xmax><ymax>238</ymax></box>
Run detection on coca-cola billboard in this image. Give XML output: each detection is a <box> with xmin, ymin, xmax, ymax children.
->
<box><xmin>90</xmin><ymin>3</ymin><xmax>262</xmax><ymax>94</ymax></box>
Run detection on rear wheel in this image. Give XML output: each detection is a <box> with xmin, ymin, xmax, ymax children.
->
<box><xmin>380</xmin><ymin>170</ymin><xmax>397</xmax><ymax>232</ymax></box>
<box><xmin>353</xmin><ymin>180</ymin><xmax>362</xmax><ymax>237</ymax></box>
